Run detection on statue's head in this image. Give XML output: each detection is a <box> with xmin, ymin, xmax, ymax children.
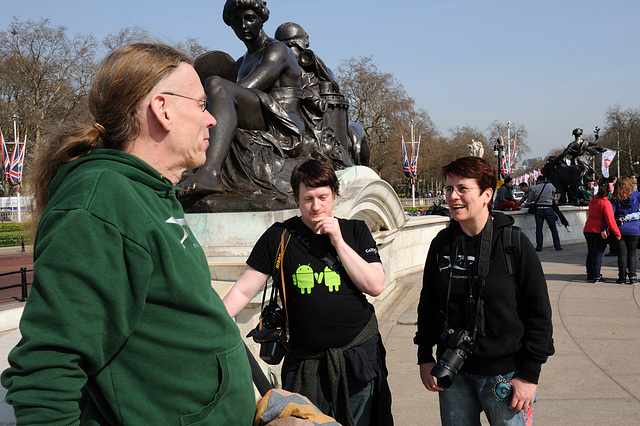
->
<box><xmin>572</xmin><ymin>128</ymin><xmax>583</xmax><ymax>138</ymax></box>
<box><xmin>275</xmin><ymin>22</ymin><xmax>309</xmax><ymax>50</ymax></box>
<box><xmin>222</xmin><ymin>0</ymin><xmax>269</xmax><ymax>26</ymax></box>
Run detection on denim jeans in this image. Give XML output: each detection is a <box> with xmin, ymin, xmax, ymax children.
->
<box><xmin>616</xmin><ymin>234</ymin><xmax>640</xmax><ymax>278</ymax></box>
<box><xmin>535</xmin><ymin>207</ymin><xmax>561</xmax><ymax>249</ymax></box>
<box><xmin>584</xmin><ymin>231</ymin><xmax>608</xmax><ymax>279</ymax></box>
<box><xmin>438</xmin><ymin>370</ymin><xmax>532</xmax><ymax>425</ymax></box>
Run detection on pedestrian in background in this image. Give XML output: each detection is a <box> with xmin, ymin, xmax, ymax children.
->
<box><xmin>611</xmin><ymin>177</ymin><xmax>640</xmax><ymax>284</ymax></box>
<box><xmin>583</xmin><ymin>177</ymin><xmax>621</xmax><ymax>283</ymax></box>
<box><xmin>494</xmin><ymin>177</ymin><xmax>520</xmax><ymax>211</ymax></box>
<box><xmin>528</xmin><ymin>176</ymin><xmax>562</xmax><ymax>251</ymax></box>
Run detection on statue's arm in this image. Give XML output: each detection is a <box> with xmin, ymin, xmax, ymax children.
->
<box><xmin>237</xmin><ymin>42</ymin><xmax>293</xmax><ymax>90</ymax></box>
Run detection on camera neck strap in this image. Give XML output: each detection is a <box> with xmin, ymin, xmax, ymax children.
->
<box><xmin>261</xmin><ymin>228</ymin><xmax>291</xmax><ymax>340</ymax></box>
<box><xmin>443</xmin><ymin>216</ymin><xmax>493</xmax><ymax>339</ymax></box>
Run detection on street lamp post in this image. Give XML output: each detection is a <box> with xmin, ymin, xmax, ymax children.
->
<box><xmin>493</xmin><ymin>139</ymin><xmax>504</xmax><ymax>180</ymax></box>
<box><xmin>633</xmin><ymin>156</ymin><xmax>639</xmax><ymax>174</ymax></box>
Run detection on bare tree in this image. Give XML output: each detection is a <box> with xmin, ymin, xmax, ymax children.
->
<box><xmin>176</xmin><ymin>37</ymin><xmax>210</xmax><ymax>61</ymax></box>
<box><xmin>486</xmin><ymin>120</ymin><xmax>530</xmax><ymax>164</ymax></box>
<box><xmin>336</xmin><ymin>56</ymin><xmax>438</xmax><ymax>185</ymax></box>
<box><xmin>0</xmin><ymin>18</ymin><xmax>97</xmax><ymax>157</ymax></box>
<box><xmin>103</xmin><ymin>28</ymin><xmax>209</xmax><ymax>60</ymax></box>
<box><xmin>102</xmin><ymin>26</ymin><xmax>154</xmax><ymax>52</ymax></box>
<box><xmin>601</xmin><ymin>104</ymin><xmax>640</xmax><ymax>176</ymax></box>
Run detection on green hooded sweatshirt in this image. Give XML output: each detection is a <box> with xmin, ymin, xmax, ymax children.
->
<box><xmin>1</xmin><ymin>150</ymin><xmax>255</xmax><ymax>425</ymax></box>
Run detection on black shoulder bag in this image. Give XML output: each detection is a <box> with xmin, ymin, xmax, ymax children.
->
<box><xmin>528</xmin><ymin>182</ymin><xmax>547</xmax><ymax>214</ymax></box>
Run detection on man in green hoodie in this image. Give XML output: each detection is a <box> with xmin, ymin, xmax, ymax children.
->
<box><xmin>1</xmin><ymin>43</ymin><xmax>255</xmax><ymax>425</ymax></box>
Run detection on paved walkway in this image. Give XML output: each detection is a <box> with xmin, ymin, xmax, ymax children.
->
<box><xmin>0</xmin><ymin>243</ymin><xmax>638</xmax><ymax>425</ymax></box>
<box><xmin>378</xmin><ymin>243</ymin><xmax>640</xmax><ymax>425</ymax></box>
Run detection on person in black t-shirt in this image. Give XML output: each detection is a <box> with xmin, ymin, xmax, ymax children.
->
<box><xmin>224</xmin><ymin>159</ymin><xmax>393</xmax><ymax>426</ymax></box>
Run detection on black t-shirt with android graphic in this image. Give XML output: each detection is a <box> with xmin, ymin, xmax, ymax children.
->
<box><xmin>247</xmin><ymin>216</ymin><xmax>381</xmax><ymax>351</ymax></box>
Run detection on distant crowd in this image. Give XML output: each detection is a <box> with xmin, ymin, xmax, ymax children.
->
<box><xmin>492</xmin><ymin>172</ymin><xmax>640</xmax><ymax>283</ymax></box>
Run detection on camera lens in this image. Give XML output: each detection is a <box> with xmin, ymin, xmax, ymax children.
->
<box><xmin>431</xmin><ymin>348</ymin><xmax>467</xmax><ymax>388</ymax></box>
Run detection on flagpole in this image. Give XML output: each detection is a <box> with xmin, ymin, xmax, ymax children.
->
<box><xmin>17</xmin><ymin>134</ymin><xmax>23</xmax><ymax>223</ymax></box>
<box><xmin>411</xmin><ymin>121</ymin><xmax>415</xmax><ymax>207</ymax></box>
<box><xmin>617</xmin><ymin>135</ymin><xmax>620</xmax><ymax>179</ymax></box>
<box><xmin>17</xmin><ymin>187</ymin><xmax>21</xmax><ymax>223</ymax></box>
<box><xmin>12</xmin><ymin>114</ymin><xmax>19</xmax><ymax>222</ymax></box>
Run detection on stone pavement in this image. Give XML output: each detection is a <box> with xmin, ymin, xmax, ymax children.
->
<box><xmin>0</xmin><ymin>243</ymin><xmax>639</xmax><ymax>425</ymax></box>
<box><xmin>377</xmin><ymin>243</ymin><xmax>640</xmax><ymax>425</ymax></box>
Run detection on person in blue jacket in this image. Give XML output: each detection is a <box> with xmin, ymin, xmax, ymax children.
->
<box><xmin>611</xmin><ymin>177</ymin><xmax>640</xmax><ymax>283</ymax></box>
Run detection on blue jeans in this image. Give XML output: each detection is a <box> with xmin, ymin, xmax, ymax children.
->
<box><xmin>439</xmin><ymin>370</ymin><xmax>531</xmax><ymax>425</ymax></box>
<box><xmin>584</xmin><ymin>231</ymin><xmax>608</xmax><ymax>279</ymax></box>
<box><xmin>535</xmin><ymin>207</ymin><xmax>561</xmax><ymax>249</ymax></box>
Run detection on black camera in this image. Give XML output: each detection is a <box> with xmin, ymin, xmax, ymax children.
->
<box><xmin>247</xmin><ymin>303</ymin><xmax>291</xmax><ymax>365</ymax></box>
<box><xmin>431</xmin><ymin>328</ymin><xmax>477</xmax><ymax>388</ymax></box>
<box><xmin>260</xmin><ymin>303</ymin><xmax>286</xmax><ymax>330</ymax></box>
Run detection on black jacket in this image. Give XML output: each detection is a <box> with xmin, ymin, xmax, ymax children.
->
<box><xmin>414</xmin><ymin>212</ymin><xmax>554</xmax><ymax>383</ymax></box>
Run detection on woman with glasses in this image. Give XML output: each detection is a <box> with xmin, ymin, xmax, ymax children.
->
<box><xmin>415</xmin><ymin>156</ymin><xmax>554</xmax><ymax>425</ymax></box>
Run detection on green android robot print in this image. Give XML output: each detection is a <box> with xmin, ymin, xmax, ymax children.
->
<box><xmin>292</xmin><ymin>264</ymin><xmax>315</xmax><ymax>294</ymax></box>
<box><xmin>323</xmin><ymin>266</ymin><xmax>341</xmax><ymax>292</ymax></box>
<box><xmin>292</xmin><ymin>264</ymin><xmax>342</xmax><ymax>294</ymax></box>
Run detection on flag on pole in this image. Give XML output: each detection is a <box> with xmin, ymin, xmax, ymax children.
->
<box><xmin>601</xmin><ymin>149</ymin><xmax>616</xmax><ymax>178</ymax></box>
<box><xmin>0</xmin><ymin>131</ymin><xmax>10</xmax><ymax>179</ymax></box>
<box><xmin>410</xmin><ymin>134</ymin><xmax>421</xmax><ymax>183</ymax></box>
<box><xmin>8</xmin><ymin>133</ymin><xmax>26</xmax><ymax>186</ymax></box>
<box><xmin>401</xmin><ymin>135</ymin><xmax>412</xmax><ymax>179</ymax></box>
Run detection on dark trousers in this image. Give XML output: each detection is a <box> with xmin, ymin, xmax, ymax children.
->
<box><xmin>584</xmin><ymin>231</ymin><xmax>608</xmax><ymax>279</ymax></box>
<box><xmin>552</xmin><ymin>201</ymin><xmax>569</xmax><ymax>226</ymax></box>
<box><xmin>535</xmin><ymin>207</ymin><xmax>561</xmax><ymax>249</ymax></box>
<box><xmin>616</xmin><ymin>234</ymin><xmax>640</xmax><ymax>278</ymax></box>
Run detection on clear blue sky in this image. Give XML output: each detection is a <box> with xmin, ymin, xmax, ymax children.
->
<box><xmin>2</xmin><ymin>0</ymin><xmax>638</xmax><ymax>158</ymax></box>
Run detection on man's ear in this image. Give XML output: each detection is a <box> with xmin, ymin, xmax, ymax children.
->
<box><xmin>148</xmin><ymin>94</ymin><xmax>171</xmax><ymax>131</ymax></box>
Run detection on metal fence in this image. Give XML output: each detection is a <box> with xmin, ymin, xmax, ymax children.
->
<box><xmin>0</xmin><ymin>267</ymin><xmax>31</xmax><ymax>302</ymax></box>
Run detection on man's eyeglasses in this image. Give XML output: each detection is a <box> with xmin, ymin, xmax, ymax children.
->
<box><xmin>444</xmin><ymin>186</ymin><xmax>481</xmax><ymax>196</ymax></box>
<box><xmin>161</xmin><ymin>92</ymin><xmax>209</xmax><ymax>112</ymax></box>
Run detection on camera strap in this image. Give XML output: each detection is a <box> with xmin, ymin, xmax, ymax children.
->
<box><xmin>443</xmin><ymin>216</ymin><xmax>493</xmax><ymax>340</ymax></box>
<box><xmin>260</xmin><ymin>228</ymin><xmax>291</xmax><ymax>340</ymax></box>
<box><xmin>278</xmin><ymin>230</ymin><xmax>291</xmax><ymax>341</ymax></box>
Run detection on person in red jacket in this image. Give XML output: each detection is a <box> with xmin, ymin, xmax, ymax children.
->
<box><xmin>583</xmin><ymin>177</ymin><xmax>621</xmax><ymax>282</ymax></box>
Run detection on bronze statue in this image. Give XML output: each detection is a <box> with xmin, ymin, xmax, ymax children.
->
<box><xmin>275</xmin><ymin>22</ymin><xmax>370</xmax><ymax>167</ymax></box>
<box><xmin>179</xmin><ymin>0</ymin><xmax>354</xmax><ymax>212</ymax></box>
<box><xmin>541</xmin><ymin>127</ymin><xmax>604</xmax><ymax>204</ymax></box>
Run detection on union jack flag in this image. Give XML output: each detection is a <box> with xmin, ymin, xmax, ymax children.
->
<box><xmin>402</xmin><ymin>135</ymin><xmax>412</xmax><ymax>179</ymax></box>
<box><xmin>411</xmin><ymin>134</ymin><xmax>421</xmax><ymax>179</ymax></box>
<box><xmin>8</xmin><ymin>134</ymin><xmax>26</xmax><ymax>186</ymax></box>
<box><xmin>0</xmin><ymin>131</ymin><xmax>10</xmax><ymax>180</ymax></box>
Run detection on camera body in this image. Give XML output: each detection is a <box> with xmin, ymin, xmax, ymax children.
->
<box><xmin>261</xmin><ymin>304</ymin><xmax>286</xmax><ymax>330</ymax></box>
<box><xmin>247</xmin><ymin>303</ymin><xmax>291</xmax><ymax>365</ymax></box>
<box><xmin>431</xmin><ymin>328</ymin><xmax>477</xmax><ymax>388</ymax></box>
